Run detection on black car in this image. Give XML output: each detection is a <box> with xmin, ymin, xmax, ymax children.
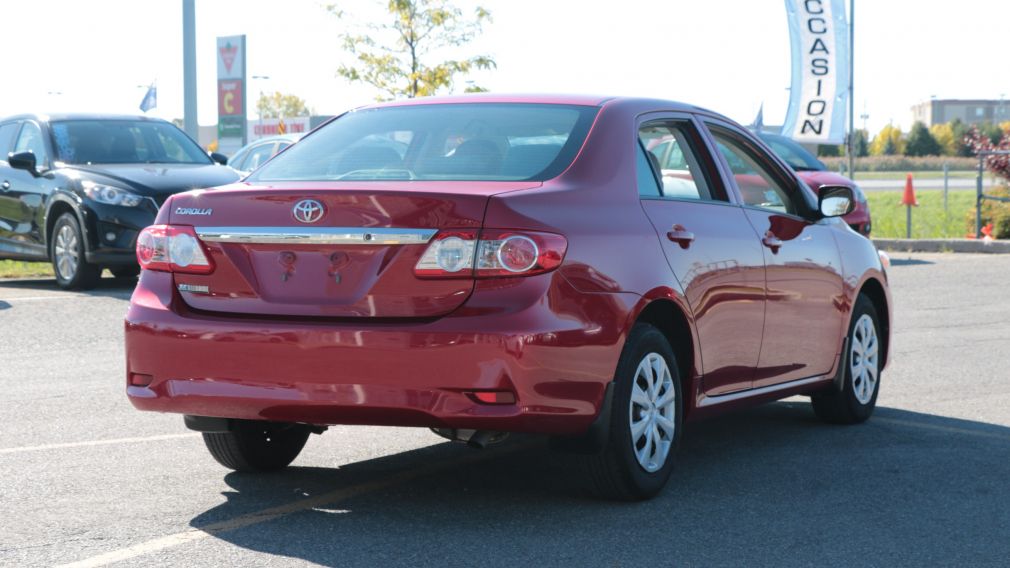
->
<box><xmin>0</xmin><ymin>113</ymin><xmax>239</xmax><ymax>289</ymax></box>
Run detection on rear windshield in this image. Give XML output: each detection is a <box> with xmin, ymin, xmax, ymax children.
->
<box><xmin>248</xmin><ymin>103</ymin><xmax>598</xmax><ymax>182</ymax></box>
<box><xmin>50</xmin><ymin>120</ymin><xmax>212</xmax><ymax>165</ymax></box>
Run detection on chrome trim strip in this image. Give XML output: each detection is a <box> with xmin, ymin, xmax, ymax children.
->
<box><xmin>696</xmin><ymin>375</ymin><xmax>829</xmax><ymax>407</ymax></box>
<box><xmin>194</xmin><ymin>226</ymin><xmax>438</xmax><ymax>245</ymax></box>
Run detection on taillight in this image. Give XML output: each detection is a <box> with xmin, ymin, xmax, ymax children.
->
<box><xmin>414</xmin><ymin>230</ymin><xmax>566</xmax><ymax>278</ymax></box>
<box><xmin>136</xmin><ymin>225</ymin><xmax>214</xmax><ymax>274</ymax></box>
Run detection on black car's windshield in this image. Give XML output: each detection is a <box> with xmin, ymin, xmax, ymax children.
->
<box><xmin>248</xmin><ymin>103</ymin><xmax>598</xmax><ymax>182</ymax></box>
<box><xmin>759</xmin><ymin>134</ymin><xmax>826</xmax><ymax>172</ymax></box>
<box><xmin>50</xmin><ymin>120</ymin><xmax>212</xmax><ymax>165</ymax></box>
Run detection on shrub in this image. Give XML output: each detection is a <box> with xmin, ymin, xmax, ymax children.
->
<box><xmin>966</xmin><ymin>186</ymin><xmax>1010</xmax><ymax>238</ymax></box>
<box><xmin>820</xmin><ymin>155</ymin><xmax>977</xmax><ymax>172</ymax></box>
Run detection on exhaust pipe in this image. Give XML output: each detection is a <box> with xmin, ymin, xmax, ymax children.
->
<box><xmin>431</xmin><ymin>428</ymin><xmax>508</xmax><ymax>449</ymax></box>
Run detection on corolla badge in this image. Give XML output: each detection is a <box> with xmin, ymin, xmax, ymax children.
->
<box><xmin>175</xmin><ymin>207</ymin><xmax>213</xmax><ymax>216</ymax></box>
<box><xmin>292</xmin><ymin>199</ymin><xmax>325</xmax><ymax>224</ymax></box>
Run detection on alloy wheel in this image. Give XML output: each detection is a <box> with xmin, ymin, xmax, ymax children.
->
<box><xmin>54</xmin><ymin>224</ymin><xmax>79</xmax><ymax>281</ymax></box>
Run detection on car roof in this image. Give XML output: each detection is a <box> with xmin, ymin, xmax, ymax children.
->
<box><xmin>0</xmin><ymin>112</ymin><xmax>170</xmax><ymax>123</ymax></box>
<box><xmin>358</xmin><ymin>93</ymin><xmax>719</xmax><ymax>115</ymax></box>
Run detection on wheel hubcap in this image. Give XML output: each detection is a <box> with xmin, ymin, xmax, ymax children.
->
<box><xmin>629</xmin><ymin>352</ymin><xmax>676</xmax><ymax>473</ymax></box>
<box><xmin>54</xmin><ymin>225</ymin><xmax>79</xmax><ymax>280</ymax></box>
<box><xmin>850</xmin><ymin>314</ymin><xmax>880</xmax><ymax>405</ymax></box>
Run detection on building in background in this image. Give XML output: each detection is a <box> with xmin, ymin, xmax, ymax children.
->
<box><xmin>911</xmin><ymin>99</ymin><xmax>1010</xmax><ymax>127</ymax></box>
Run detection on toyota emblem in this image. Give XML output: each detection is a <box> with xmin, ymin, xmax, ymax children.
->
<box><xmin>292</xmin><ymin>199</ymin><xmax>325</xmax><ymax>224</ymax></box>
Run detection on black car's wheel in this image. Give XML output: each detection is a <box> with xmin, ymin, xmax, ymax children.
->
<box><xmin>50</xmin><ymin>213</ymin><xmax>101</xmax><ymax>290</ymax></box>
<box><xmin>110</xmin><ymin>265</ymin><xmax>140</xmax><ymax>280</ymax></box>
<box><xmin>582</xmin><ymin>323</ymin><xmax>683</xmax><ymax>500</ymax></box>
<box><xmin>811</xmin><ymin>294</ymin><xmax>882</xmax><ymax>424</ymax></box>
<box><xmin>202</xmin><ymin>420</ymin><xmax>310</xmax><ymax>472</ymax></box>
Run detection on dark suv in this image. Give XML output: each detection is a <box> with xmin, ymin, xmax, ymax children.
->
<box><xmin>0</xmin><ymin>114</ymin><xmax>239</xmax><ymax>288</ymax></box>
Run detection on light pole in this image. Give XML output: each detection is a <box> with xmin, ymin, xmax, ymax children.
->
<box><xmin>182</xmin><ymin>0</ymin><xmax>197</xmax><ymax>139</ymax></box>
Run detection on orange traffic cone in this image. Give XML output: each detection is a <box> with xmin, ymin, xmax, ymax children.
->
<box><xmin>900</xmin><ymin>173</ymin><xmax>918</xmax><ymax>206</ymax></box>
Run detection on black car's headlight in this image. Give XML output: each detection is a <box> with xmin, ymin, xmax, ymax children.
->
<box><xmin>82</xmin><ymin>181</ymin><xmax>144</xmax><ymax>207</ymax></box>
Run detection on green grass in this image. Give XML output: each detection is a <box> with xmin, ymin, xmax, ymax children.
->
<box><xmin>867</xmin><ymin>189</ymin><xmax>977</xmax><ymax>239</ymax></box>
<box><xmin>852</xmin><ymin>170</ymin><xmax>978</xmax><ymax>181</ymax></box>
<box><xmin>0</xmin><ymin>260</ymin><xmax>55</xmax><ymax>279</ymax></box>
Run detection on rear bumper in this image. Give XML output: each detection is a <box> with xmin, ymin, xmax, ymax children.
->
<box><xmin>125</xmin><ymin>270</ymin><xmax>633</xmax><ymax>435</ymax></box>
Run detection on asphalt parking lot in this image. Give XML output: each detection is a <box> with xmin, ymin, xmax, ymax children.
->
<box><xmin>2</xmin><ymin>253</ymin><xmax>1010</xmax><ymax>567</ymax></box>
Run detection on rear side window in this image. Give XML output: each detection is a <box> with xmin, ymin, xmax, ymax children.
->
<box><xmin>249</xmin><ymin>103</ymin><xmax>599</xmax><ymax>182</ymax></box>
<box><xmin>0</xmin><ymin>122</ymin><xmax>20</xmax><ymax>156</ymax></box>
<box><xmin>638</xmin><ymin>121</ymin><xmax>716</xmax><ymax>201</ymax></box>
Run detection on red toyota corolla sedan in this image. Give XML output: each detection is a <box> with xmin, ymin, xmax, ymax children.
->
<box><xmin>125</xmin><ymin>95</ymin><xmax>891</xmax><ymax>500</ymax></box>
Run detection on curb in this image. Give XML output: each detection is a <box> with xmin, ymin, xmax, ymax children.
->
<box><xmin>872</xmin><ymin>238</ymin><xmax>1010</xmax><ymax>254</ymax></box>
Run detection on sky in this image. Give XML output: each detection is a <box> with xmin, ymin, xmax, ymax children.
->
<box><xmin>1</xmin><ymin>0</ymin><xmax>1008</xmax><ymax>137</ymax></box>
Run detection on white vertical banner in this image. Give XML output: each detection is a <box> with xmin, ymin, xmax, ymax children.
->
<box><xmin>781</xmin><ymin>0</ymin><xmax>850</xmax><ymax>144</ymax></box>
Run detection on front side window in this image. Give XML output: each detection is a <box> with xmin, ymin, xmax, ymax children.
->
<box><xmin>50</xmin><ymin>120</ymin><xmax>212</xmax><ymax>165</ymax></box>
<box><xmin>711</xmin><ymin>129</ymin><xmax>798</xmax><ymax>215</ymax></box>
<box><xmin>244</xmin><ymin>143</ymin><xmax>278</xmax><ymax>171</ymax></box>
<box><xmin>638</xmin><ymin>122</ymin><xmax>714</xmax><ymax>201</ymax></box>
<box><xmin>13</xmin><ymin>122</ymin><xmax>48</xmax><ymax>165</ymax></box>
<box><xmin>249</xmin><ymin>103</ymin><xmax>598</xmax><ymax>182</ymax></box>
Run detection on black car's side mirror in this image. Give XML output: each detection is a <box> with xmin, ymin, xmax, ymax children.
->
<box><xmin>8</xmin><ymin>151</ymin><xmax>39</xmax><ymax>176</ymax></box>
<box><xmin>210</xmin><ymin>152</ymin><xmax>228</xmax><ymax>165</ymax></box>
<box><xmin>818</xmin><ymin>185</ymin><xmax>855</xmax><ymax>218</ymax></box>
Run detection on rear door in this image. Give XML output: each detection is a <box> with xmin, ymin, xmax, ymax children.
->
<box><xmin>0</xmin><ymin>120</ymin><xmax>23</xmax><ymax>254</ymax></box>
<box><xmin>637</xmin><ymin>115</ymin><xmax>767</xmax><ymax>396</ymax></box>
<box><xmin>703</xmin><ymin>121</ymin><xmax>846</xmax><ymax>387</ymax></box>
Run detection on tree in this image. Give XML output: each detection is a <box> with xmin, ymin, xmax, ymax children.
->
<box><xmin>949</xmin><ymin>119</ymin><xmax>974</xmax><ymax>157</ymax></box>
<box><xmin>905</xmin><ymin>121</ymin><xmax>942</xmax><ymax>156</ymax></box>
<box><xmin>331</xmin><ymin>0</ymin><xmax>495</xmax><ymax>100</ymax></box>
<box><xmin>817</xmin><ymin>144</ymin><xmax>840</xmax><ymax>157</ymax></box>
<box><xmin>929</xmin><ymin>122</ymin><xmax>956</xmax><ymax>156</ymax></box>
<box><xmin>869</xmin><ymin>125</ymin><xmax>904</xmax><ymax>156</ymax></box>
<box><xmin>256</xmin><ymin>91</ymin><xmax>311</xmax><ymax>119</ymax></box>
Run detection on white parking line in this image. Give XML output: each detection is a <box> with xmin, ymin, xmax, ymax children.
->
<box><xmin>0</xmin><ymin>433</ymin><xmax>199</xmax><ymax>455</ymax></box>
<box><xmin>0</xmin><ymin>294</ymin><xmax>130</xmax><ymax>303</ymax></box>
<box><xmin>56</xmin><ymin>443</ymin><xmax>527</xmax><ymax>568</ymax></box>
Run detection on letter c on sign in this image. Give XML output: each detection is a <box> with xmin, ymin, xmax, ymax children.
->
<box><xmin>804</xmin><ymin>0</ymin><xmax>824</xmax><ymax>15</ymax></box>
<box><xmin>223</xmin><ymin>92</ymin><xmax>235</xmax><ymax>114</ymax></box>
<box><xmin>808</xmin><ymin>17</ymin><xmax>827</xmax><ymax>34</ymax></box>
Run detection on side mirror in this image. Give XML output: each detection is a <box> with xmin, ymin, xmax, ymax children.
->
<box><xmin>8</xmin><ymin>151</ymin><xmax>38</xmax><ymax>175</ymax></box>
<box><xmin>210</xmin><ymin>152</ymin><xmax>228</xmax><ymax>165</ymax></box>
<box><xmin>818</xmin><ymin>185</ymin><xmax>855</xmax><ymax>218</ymax></box>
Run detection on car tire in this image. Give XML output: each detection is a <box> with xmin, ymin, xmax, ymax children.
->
<box><xmin>110</xmin><ymin>265</ymin><xmax>140</xmax><ymax>280</ymax></box>
<box><xmin>811</xmin><ymin>294</ymin><xmax>882</xmax><ymax>424</ymax></box>
<box><xmin>581</xmin><ymin>323</ymin><xmax>683</xmax><ymax>501</ymax></box>
<box><xmin>202</xmin><ymin>420</ymin><xmax>310</xmax><ymax>472</ymax></box>
<box><xmin>50</xmin><ymin>213</ymin><xmax>101</xmax><ymax>290</ymax></box>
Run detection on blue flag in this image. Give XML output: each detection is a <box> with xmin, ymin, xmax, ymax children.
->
<box><xmin>140</xmin><ymin>84</ymin><xmax>157</xmax><ymax>113</ymax></box>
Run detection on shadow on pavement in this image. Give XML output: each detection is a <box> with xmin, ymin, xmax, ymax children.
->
<box><xmin>190</xmin><ymin>402</ymin><xmax>1010</xmax><ymax>566</ymax></box>
<box><xmin>888</xmin><ymin>258</ymin><xmax>936</xmax><ymax>266</ymax></box>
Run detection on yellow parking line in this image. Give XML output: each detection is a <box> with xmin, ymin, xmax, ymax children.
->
<box><xmin>0</xmin><ymin>433</ymin><xmax>199</xmax><ymax>455</ymax></box>
<box><xmin>57</xmin><ymin>443</ymin><xmax>527</xmax><ymax>568</ymax></box>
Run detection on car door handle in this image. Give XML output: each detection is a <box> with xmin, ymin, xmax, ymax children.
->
<box><xmin>666</xmin><ymin>225</ymin><xmax>695</xmax><ymax>249</ymax></box>
<box><xmin>1</xmin><ymin>181</ymin><xmax>9</xmax><ymax>191</ymax></box>
<box><xmin>762</xmin><ymin>233</ymin><xmax>783</xmax><ymax>253</ymax></box>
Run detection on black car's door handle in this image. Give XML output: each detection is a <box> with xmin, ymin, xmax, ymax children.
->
<box><xmin>1</xmin><ymin>180</ymin><xmax>10</xmax><ymax>191</ymax></box>
<box><xmin>666</xmin><ymin>225</ymin><xmax>695</xmax><ymax>249</ymax></box>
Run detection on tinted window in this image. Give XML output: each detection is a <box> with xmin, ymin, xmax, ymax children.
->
<box><xmin>249</xmin><ymin>104</ymin><xmax>598</xmax><ymax>182</ymax></box>
<box><xmin>638</xmin><ymin>122</ymin><xmax>713</xmax><ymax>201</ymax></box>
<box><xmin>50</xmin><ymin>120</ymin><xmax>211</xmax><ymax>165</ymax></box>
<box><xmin>0</xmin><ymin>122</ymin><xmax>20</xmax><ymax>156</ymax></box>
<box><xmin>712</xmin><ymin>130</ymin><xmax>798</xmax><ymax>215</ymax></box>
<box><xmin>13</xmin><ymin>122</ymin><xmax>48</xmax><ymax>165</ymax></box>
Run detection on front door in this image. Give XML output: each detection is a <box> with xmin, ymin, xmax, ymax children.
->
<box><xmin>637</xmin><ymin>118</ymin><xmax>767</xmax><ymax>396</ymax></box>
<box><xmin>706</xmin><ymin>124</ymin><xmax>846</xmax><ymax>387</ymax></box>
